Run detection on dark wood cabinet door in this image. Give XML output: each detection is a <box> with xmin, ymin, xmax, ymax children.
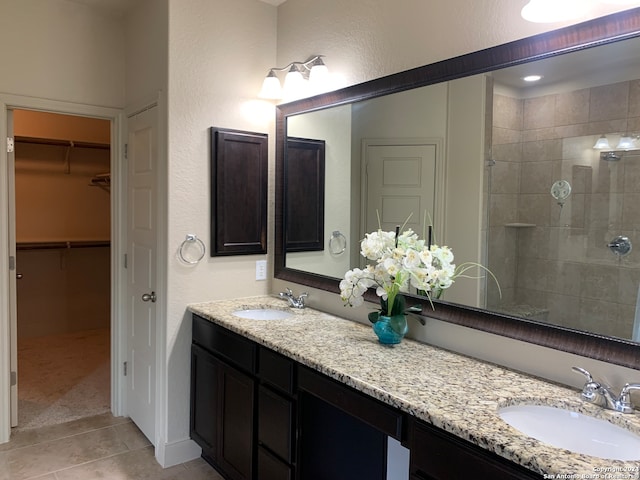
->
<box><xmin>217</xmin><ymin>361</ymin><xmax>256</xmax><ymax>480</ymax></box>
<box><xmin>210</xmin><ymin>127</ymin><xmax>268</xmax><ymax>256</ymax></box>
<box><xmin>258</xmin><ymin>447</ymin><xmax>293</xmax><ymax>480</ymax></box>
<box><xmin>258</xmin><ymin>385</ymin><xmax>293</xmax><ymax>463</ymax></box>
<box><xmin>409</xmin><ymin>420</ymin><xmax>542</xmax><ymax>480</ymax></box>
<box><xmin>190</xmin><ymin>345</ymin><xmax>219</xmax><ymax>459</ymax></box>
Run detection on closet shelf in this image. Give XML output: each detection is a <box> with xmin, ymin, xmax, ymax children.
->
<box><xmin>17</xmin><ymin>240</ymin><xmax>110</xmax><ymax>251</ymax></box>
<box><xmin>15</xmin><ymin>136</ymin><xmax>110</xmax><ymax>150</ymax></box>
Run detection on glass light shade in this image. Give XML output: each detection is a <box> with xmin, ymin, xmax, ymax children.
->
<box><xmin>617</xmin><ymin>135</ymin><xmax>634</xmax><ymax>150</ymax></box>
<box><xmin>309</xmin><ymin>63</ymin><xmax>329</xmax><ymax>85</ymax></box>
<box><xmin>593</xmin><ymin>135</ymin><xmax>612</xmax><ymax>150</ymax></box>
<box><xmin>282</xmin><ymin>65</ymin><xmax>306</xmax><ymax>101</ymax></box>
<box><xmin>258</xmin><ymin>71</ymin><xmax>282</xmax><ymax>99</ymax></box>
<box><xmin>521</xmin><ymin>0</ymin><xmax>590</xmax><ymax>23</ymax></box>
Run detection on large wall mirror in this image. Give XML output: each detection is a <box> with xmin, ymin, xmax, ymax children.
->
<box><xmin>275</xmin><ymin>9</ymin><xmax>640</xmax><ymax>370</ymax></box>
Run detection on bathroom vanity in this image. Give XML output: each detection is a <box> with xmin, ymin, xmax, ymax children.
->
<box><xmin>189</xmin><ymin>296</ymin><xmax>640</xmax><ymax>480</ymax></box>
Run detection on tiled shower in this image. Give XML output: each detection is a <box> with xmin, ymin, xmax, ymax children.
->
<box><xmin>487</xmin><ymin>78</ymin><xmax>640</xmax><ymax>341</ymax></box>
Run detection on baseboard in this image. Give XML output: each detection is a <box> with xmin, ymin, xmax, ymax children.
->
<box><xmin>155</xmin><ymin>436</ymin><xmax>202</xmax><ymax>468</ymax></box>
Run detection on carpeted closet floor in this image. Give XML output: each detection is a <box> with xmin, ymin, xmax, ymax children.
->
<box><xmin>17</xmin><ymin>328</ymin><xmax>111</xmax><ymax>430</ymax></box>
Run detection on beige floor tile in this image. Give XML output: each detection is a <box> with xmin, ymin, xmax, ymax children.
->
<box><xmin>183</xmin><ymin>462</ymin><xmax>225</xmax><ymax>479</ymax></box>
<box><xmin>112</xmin><ymin>422</ymin><xmax>152</xmax><ymax>451</ymax></box>
<box><xmin>54</xmin><ymin>446</ymin><xmax>187</xmax><ymax>480</ymax></box>
<box><xmin>1</xmin><ymin>415</ymin><xmax>130</xmax><ymax>453</ymax></box>
<box><xmin>0</xmin><ymin>427</ymin><xmax>128</xmax><ymax>480</ymax></box>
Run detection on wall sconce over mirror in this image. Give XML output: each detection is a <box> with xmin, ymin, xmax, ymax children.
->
<box><xmin>259</xmin><ymin>55</ymin><xmax>336</xmax><ymax>102</ymax></box>
<box><xmin>593</xmin><ymin>133</ymin><xmax>640</xmax><ymax>160</ymax></box>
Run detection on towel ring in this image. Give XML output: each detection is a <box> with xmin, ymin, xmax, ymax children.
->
<box><xmin>179</xmin><ymin>234</ymin><xmax>206</xmax><ymax>264</ymax></box>
<box><xmin>328</xmin><ymin>230</ymin><xmax>347</xmax><ymax>255</ymax></box>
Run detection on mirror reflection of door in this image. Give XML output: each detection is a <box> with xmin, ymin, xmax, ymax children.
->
<box><xmin>364</xmin><ymin>142</ymin><xmax>438</xmax><ymax>249</ymax></box>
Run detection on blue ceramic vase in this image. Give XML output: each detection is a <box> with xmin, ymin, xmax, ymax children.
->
<box><xmin>372</xmin><ymin>314</ymin><xmax>408</xmax><ymax>345</ymax></box>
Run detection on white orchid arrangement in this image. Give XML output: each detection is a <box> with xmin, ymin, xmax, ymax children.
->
<box><xmin>340</xmin><ymin>221</ymin><xmax>499</xmax><ymax>322</ymax></box>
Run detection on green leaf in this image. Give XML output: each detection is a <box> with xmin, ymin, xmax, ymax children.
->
<box><xmin>389</xmin><ymin>314</ymin><xmax>407</xmax><ymax>335</ymax></box>
<box><xmin>389</xmin><ymin>294</ymin><xmax>406</xmax><ymax>316</ymax></box>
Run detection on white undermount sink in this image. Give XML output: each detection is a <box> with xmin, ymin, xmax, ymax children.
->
<box><xmin>232</xmin><ymin>308</ymin><xmax>293</xmax><ymax>320</ymax></box>
<box><xmin>498</xmin><ymin>404</ymin><xmax>640</xmax><ymax>461</ymax></box>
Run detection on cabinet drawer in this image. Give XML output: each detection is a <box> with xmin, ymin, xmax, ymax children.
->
<box><xmin>410</xmin><ymin>420</ymin><xmax>542</xmax><ymax>480</ymax></box>
<box><xmin>298</xmin><ymin>366</ymin><xmax>403</xmax><ymax>440</ymax></box>
<box><xmin>258</xmin><ymin>447</ymin><xmax>293</xmax><ymax>480</ymax></box>
<box><xmin>258</xmin><ymin>385</ymin><xmax>294</xmax><ymax>462</ymax></box>
<box><xmin>192</xmin><ymin>314</ymin><xmax>256</xmax><ymax>374</ymax></box>
<box><xmin>259</xmin><ymin>347</ymin><xmax>295</xmax><ymax>394</ymax></box>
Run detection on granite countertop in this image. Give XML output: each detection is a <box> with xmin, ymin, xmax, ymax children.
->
<box><xmin>188</xmin><ymin>295</ymin><xmax>640</xmax><ymax>478</ymax></box>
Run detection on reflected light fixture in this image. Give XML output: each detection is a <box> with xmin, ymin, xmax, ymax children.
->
<box><xmin>259</xmin><ymin>55</ymin><xmax>330</xmax><ymax>101</ymax></box>
<box><xmin>593</xmin><ymin>134</ymin><xmax>612</xmax><ymax>150</ymax></box>
<box><xmin>617</xmin><ymin>134</ymin><xmax>635</xmax><ymax>150</ymax></box>
<box><xmin>593</xmin><ymin>133</ymin><xmax>640</xmax><ymax>161</ymax></box>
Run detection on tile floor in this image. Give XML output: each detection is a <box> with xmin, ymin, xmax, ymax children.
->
<box><xmin>0</xmin><ymin>413</ymin><xmax>223</xmax><ymax>480</ymax></box>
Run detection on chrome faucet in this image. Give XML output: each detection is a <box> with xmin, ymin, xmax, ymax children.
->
<box><xmin>572</xmin><ymin>366</ymin><xmax>640</xmax><ymax>414</ymax></box>
<box><xmin>279</xmin><ymin>288</ymin><xmax>308</xmax><ymax>309</ymax></box>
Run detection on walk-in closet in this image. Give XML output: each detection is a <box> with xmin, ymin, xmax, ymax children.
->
<box><xmin>13</xmin><ymin>109</ymin><xmax>111</xmax><ymax>429</ymax></box>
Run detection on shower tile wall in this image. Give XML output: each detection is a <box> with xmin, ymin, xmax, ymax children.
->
<box><xmin>488</xmin><ymin>79</ymin><xmax>640</xmax><ymax>340</ymax></box>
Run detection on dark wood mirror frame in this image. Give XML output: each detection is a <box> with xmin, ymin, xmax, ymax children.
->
<box><xmin>275</xmin><ymin>8</ymin><xmax>640</xmax><ymax>370</ymax></box>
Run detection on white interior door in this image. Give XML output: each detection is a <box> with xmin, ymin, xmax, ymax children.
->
<box><xmin>7</xmin><ymin>110</ymin><xmax>17</xmax><ymax>427</ymax></box>
<box><xmin>126</xmin><ymin>106</ymin><xmax>158</xmax><ymax>444</ymax></box>
<box><xmin>364</xmin><ymin>143</ymin><xmax>438</xmax><ymax>238</ymax></box>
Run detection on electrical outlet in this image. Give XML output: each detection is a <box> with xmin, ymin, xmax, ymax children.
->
<box><xmin>256</xmin><ymin>260</ymin><xmax>267</xmax><ymax>281</ymax></box>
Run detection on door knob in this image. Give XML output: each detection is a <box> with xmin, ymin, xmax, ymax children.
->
<box><xmin>16</xmin><ymin>273</ymin><xmax>23</xmax><ymax>280</ymax></box>
<box><xmin>141</xmin><ymin>291</ymin><xmax>157</xmax><ymax>303</ymax></box>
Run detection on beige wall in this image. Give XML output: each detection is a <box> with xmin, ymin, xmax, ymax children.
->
<box><xmin>164</xmin><ymin>0</ymin><xmax>277</xmax><ymax>453</ymax></box>
<box><xmin>0</xmin><ymin>0</ymin><xmax>125</xmax><ymax>108</ymax></box>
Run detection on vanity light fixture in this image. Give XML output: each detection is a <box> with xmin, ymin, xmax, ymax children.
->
<box><xmin>259</xmin><ymin>55</ymin><xmax>329</xmax><ymax>101</ymax></box>
<box><xmin>521</xmin><ymin>0</ymin><xmax>589</xmax><ymax>23</ymax></box>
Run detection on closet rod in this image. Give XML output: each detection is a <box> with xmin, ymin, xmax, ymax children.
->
<box><xmin>17</xmin><ymin>240</ymin><xmax>111</xmax><ymax>251</ymax></box>
<box><xmin>15</xmin><ymin>136</ymin><xmax>110</xmax><ymax>150</ymax></box>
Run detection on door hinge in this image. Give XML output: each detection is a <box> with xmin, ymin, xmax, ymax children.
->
<box><xmin>10</xmin><ymin>371</ymin><xmax>16</xmax><ymax>386</ymax></box>
<box><xmin>9</xmin><ymin>255</ymin><xmax>15</xmax><ymax>271</ymax></box>
<box><xmin>6</xmin><ymin>137</ymin><xmax>14</xmax><ymax>153</ymax></box>
<box><xmin>124</xmin><ymin>143</ymin><xmax>128</xmax><ymax>159</ymax></box>
<box><xmin>124</xmin><ymin>253</ymin><xmax>128</xmax><ymax>269</ymax></box>
<box><xmin>124</xmin><ymin>361</ymin><xmax>128</xmax><ymax>376</ymax></box>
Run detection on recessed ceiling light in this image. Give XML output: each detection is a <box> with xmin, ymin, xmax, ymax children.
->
<box><xmin>523</xmin><ymin>75</ymin><xmax>543</xmax><ymax>82</ymax></box>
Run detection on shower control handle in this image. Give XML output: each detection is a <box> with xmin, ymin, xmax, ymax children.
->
<box><xmin>141</xmin><ymin>291</ymin><xmax>157</xmax><ymax>303</ymax></box>
<box><xmin>607</xmin><ymin>236</ymin><xmax>632</xmax><ymax>257</ymax></box>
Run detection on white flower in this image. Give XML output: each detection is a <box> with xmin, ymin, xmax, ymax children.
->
<box><xmin>340</xmin><ymin>225</ymin><xmax>461</xmax><ymax>315</ymax></box>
